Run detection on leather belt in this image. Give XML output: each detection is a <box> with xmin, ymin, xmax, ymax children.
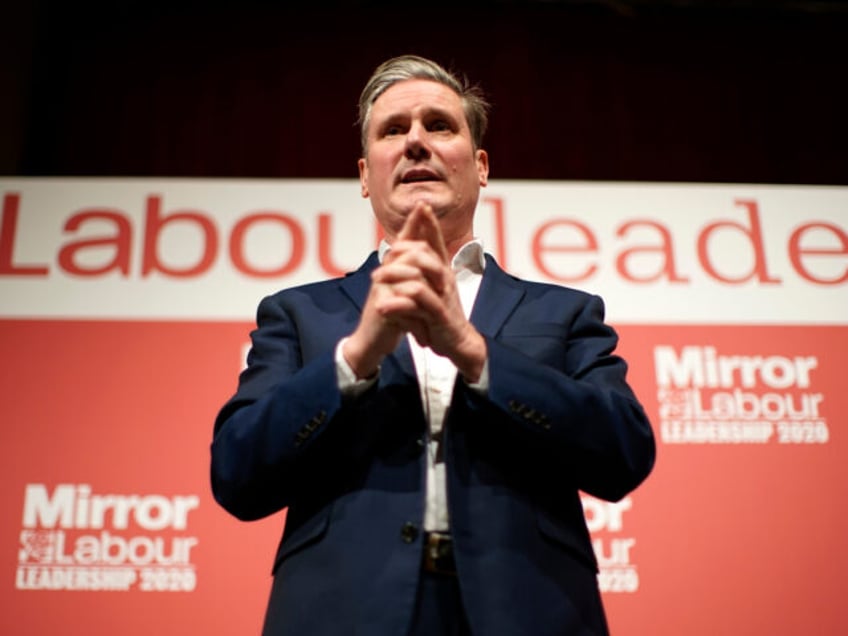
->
<box><xmin>422</xmin><ymin>532</ymin><xmax>456</xmax><ymax>576</ymax></box>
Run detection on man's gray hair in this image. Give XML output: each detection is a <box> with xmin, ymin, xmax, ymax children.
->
<box><xmin>358</xmin><ymin>54</ymin><xmax>490</xmax><ymax>153</ymax></box>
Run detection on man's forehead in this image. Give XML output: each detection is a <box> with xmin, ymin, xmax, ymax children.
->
<box><xmin>371</xmin><ymin>79</ymin><xmax>463</xmax><ymax>118</ymax></box>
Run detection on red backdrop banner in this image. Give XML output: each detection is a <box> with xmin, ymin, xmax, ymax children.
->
<box><xmin>1</xmin><ymin>179</ymin><xmax>845</xmax><ymax>635</ymax></box>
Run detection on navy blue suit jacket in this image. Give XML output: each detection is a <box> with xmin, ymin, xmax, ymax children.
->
<box><xmin>211</xmin><ymin>253</ymin><xmax>655</xmax><ymax>635</ymax></box>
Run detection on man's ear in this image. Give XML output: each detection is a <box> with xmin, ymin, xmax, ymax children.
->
<box><xmin>358</xmin><ymin>158</ymin><xmax>369</xmax><ymax>198</ymax></box>
<box><xmin>476</xmin><ymin>149</ymin><xmax>489</xmax><ymax>187</ymax></box>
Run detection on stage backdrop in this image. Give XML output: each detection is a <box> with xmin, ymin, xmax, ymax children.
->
<box><xmin>1</xmin><ymin>178</ymin><xmax>845</xmax><ymax>635</ymax></box>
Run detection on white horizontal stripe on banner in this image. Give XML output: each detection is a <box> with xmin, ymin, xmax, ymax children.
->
<box><xmin>1</xmin><ymin>178</ymin><xmax>845</xmax><ymax>323</ymax></box>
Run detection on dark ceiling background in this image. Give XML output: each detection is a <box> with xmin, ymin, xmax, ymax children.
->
<box><xmin>3</xmin><ymin>0</ymin><xmax>847</xmax><ymax>183</ymax></box>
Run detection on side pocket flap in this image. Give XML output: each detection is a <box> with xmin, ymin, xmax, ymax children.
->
<box><xmin>271</xmin><ymin>507</ymin><xmax>330</xmax><ymax>574</ymax></box>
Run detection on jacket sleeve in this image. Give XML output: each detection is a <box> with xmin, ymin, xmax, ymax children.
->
<box><xmin>210</xmin><ymin>292</ymin><xmax>351</xmax><ymax>521</ymax></box>
<box><xmin>467</xmin><ymin>293</ymin><xmax>655</xmax><ymax>502</ymax></box>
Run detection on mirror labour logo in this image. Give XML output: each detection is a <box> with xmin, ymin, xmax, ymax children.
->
<box><xmin>654</xmin><ymin>346</ymin><xmax>828</xmax><ymax>444</ymax></box>
<box><xmin>584</xmin><ymin>496</ymin><xmax>640</xmax><ymax>594</ymax></box>
<box><xmin>16</xmin><ymin>484</ymin><xmax>200</xmax><ymax>592</ymax></box>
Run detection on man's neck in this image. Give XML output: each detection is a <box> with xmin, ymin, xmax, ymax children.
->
<box><xmin>444</xmin><ymin>234</ymin><xmax>474</xmax><ymax>262</ymax></box>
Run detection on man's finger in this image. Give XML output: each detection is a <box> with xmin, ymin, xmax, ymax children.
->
<box><xmin>398</xmin><ymin>203</ymin><xmax>449</xmax><ymax>264</ymax></box>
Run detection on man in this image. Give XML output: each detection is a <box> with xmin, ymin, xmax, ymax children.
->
<box><xmin>211</xmin><ymin>55</ymin><xmax>655</xmax><ymax>635</ymax></box>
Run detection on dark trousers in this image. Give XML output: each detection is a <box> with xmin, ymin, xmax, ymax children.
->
<box><xmin>407</xmin><ymin>571</ymin><xmax>472</xmax><ymax>636</ymax></box>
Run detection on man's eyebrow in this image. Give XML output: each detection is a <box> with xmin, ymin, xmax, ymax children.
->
<box><xmin>422</xmin><ymin>106</ymin><xmax>458</xmax><ymax>121</ymax></box>
<box><xmin>378</xmin><ymin>105</ymin><xmax>458</xmax><ymax>121</ymax></box>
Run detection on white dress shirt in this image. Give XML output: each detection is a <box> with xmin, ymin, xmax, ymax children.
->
<box><xmin>336</xmin><ymin>240</ymin><xmax>488</xmax><ymax>532</ymax></box>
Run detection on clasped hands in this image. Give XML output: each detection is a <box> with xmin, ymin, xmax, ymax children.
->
<box><xmin>343</xmin><ymin>203</ymin><xmax>486</xmax><ymax>383</ymax></box>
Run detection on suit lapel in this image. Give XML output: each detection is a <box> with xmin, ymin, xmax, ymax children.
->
<box><xmin>339</xmin><ymin>252</ymin><xmax>378</xmax><ymax>312</ymax></box>
<box><xmin>470</xmin><ymin>255</ymin><xmax>525</xmax><ymax>339</ymax></box>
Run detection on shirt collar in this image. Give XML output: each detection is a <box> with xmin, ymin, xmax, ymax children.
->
<box><xmin>378</xmin><ymin>238</ymin><xmax>486</xmax><ymax>273</ymax></box>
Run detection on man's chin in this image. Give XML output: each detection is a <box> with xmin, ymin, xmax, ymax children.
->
<box><xmin>395</xmin><ymin>194</ymin><xmax>446</xmax><ymax>216</ymax></box>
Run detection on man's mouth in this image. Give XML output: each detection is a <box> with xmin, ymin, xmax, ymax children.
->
<box><xmin>400</xmin><ymin>169</ymin><xmax>441</xmax><ymax>184</ymax></box>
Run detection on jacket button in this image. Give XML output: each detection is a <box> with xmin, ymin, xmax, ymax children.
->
<box><xmin>411</xmin><ymin>436</ymin><xmax>426</xmax><ymax>456</ymax></box>
<box><xmin>400</xmin><ymin>522</ymin><xmax>419</xmax><ymax>544</ymax></box>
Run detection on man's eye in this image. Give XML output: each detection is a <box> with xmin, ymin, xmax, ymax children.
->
<box><xmin>429</xmin><ymin>120</ymin><xmax>450</xmax><ymax>132</ymax></box>
<box><xmin>384</xmin><ymin>125</ymin><xmax>403</xmax><ymax>136</ymax></box>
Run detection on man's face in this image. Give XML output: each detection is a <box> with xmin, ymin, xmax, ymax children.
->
<box><xmin>358</xmin><ymin>79</ymin><xmax>489</xmax><ymax>246</ymax></box>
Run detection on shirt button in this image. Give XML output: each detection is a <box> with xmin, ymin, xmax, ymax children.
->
<box><xmin>400</xmin><ymin>521</ymin><xmax>419</xmax><ymax>544</ymax></box>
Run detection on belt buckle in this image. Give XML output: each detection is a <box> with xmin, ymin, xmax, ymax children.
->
<box><xmin>423</xmin><ymin>532</ymin><xmax>456</xmax><ymax>576</ymax></box>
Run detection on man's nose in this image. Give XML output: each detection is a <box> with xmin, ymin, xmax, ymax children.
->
<box><xmin>404</xmin><ymin>123</ymin><xmax>431</xmax><ymax>160</ymax></box>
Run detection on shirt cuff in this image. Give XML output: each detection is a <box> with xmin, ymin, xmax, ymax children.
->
<box><xmin>464</xmin><ymin>357</ymin><xmax>489</xmax><ymax>395</ymax></box>
<box><xmin>335</xmin><ymin>338</ymin><xmax>378</xmax><ymax>397</ymax></box>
